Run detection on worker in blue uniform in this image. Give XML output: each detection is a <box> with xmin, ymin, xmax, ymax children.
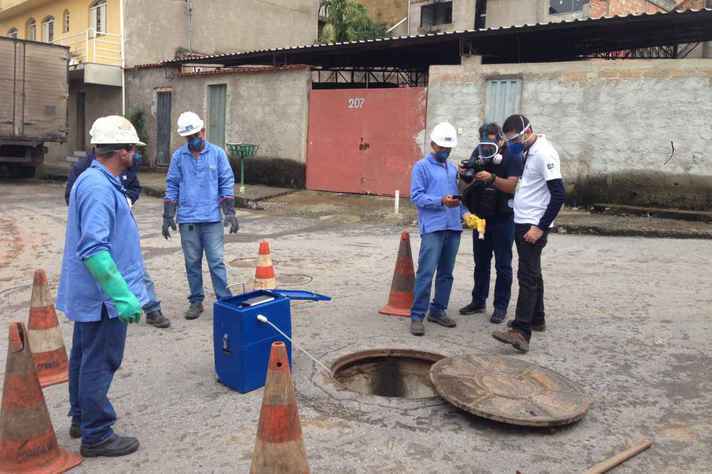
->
<box><xmin>65</xmin><ymin>148</ymin><xmax>170</xmax><ymax>329</ymax></box>
<box><xmin>163</xmin><ymin>111</ymin><xmax>239</xmax><ymax>320</ymax></box>
<box><xmin>57</xmin><ymin>115</ymin><xmax>148</xmax><ymax>458</ymax></box>
<box><xmin>409</xmin><ymin>122</ymin><xmax>469</xmax><ymax>337</ymax></box>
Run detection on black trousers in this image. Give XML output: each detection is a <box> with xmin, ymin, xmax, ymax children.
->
<box><xmin>511</xmin><ymin>224</ymin><xmax>548</xmax><ymax>340</ymax></box>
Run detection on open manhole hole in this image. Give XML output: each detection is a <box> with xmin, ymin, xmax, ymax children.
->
<box><xmin>332</xmin><ymin>349</ymin><xmax>445</xmax><ymax>399</ymax></box>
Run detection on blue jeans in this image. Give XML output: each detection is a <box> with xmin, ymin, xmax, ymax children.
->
<box><xmin>68</xmin><ymin>306</ymin><xmax>126</xmax><ymax>446</ymax></box>
<box><xmin>179</xmin><ymin>222</ymin><xmax>232</xmax><ymax>304</ymax></box>
<box><xmin>472</xmin><ymin>213</ymin><xmax>515</xmax><ymax>312</ymax></box>
<box><xmin>411</xmin><ymin>230</ymin><xmax>461</xmax><ymax>321</ymax></box>
<box><xmin>142</xmin><ymin>268</ymin><xmax>161</xmax><ymax>314</ymax></box>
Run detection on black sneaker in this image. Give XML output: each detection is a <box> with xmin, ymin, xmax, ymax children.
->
<box><xmin>410</xmin><ymin>319</ymin><xmax>425</xmax><ymax>336</ymax></box>
<box><xmin>490</xmin><ymin>309</ymin><xmax>507</xmax><ymax>324</ymax></box>
<box><xmin>69</xmin><ymin>421</ymin><xmax>81</xmax><ymax>439</ymax></box>
<box><xmin>81</xmin><ymin>434</ymin><xmax>140</xmax><ymax>458</ymax></box>
<box><xmin>427</xmin><ymin>313</ymin><xmax>457</xmax><ymax>328</ymax></box>
<box><xmin>146</xmin><ymin>310</ymin><xmax>171</xmax><ymax>328</ymax></box>
<box><xmin>184</xmin><ymin>303</ymin><xmax>204</xmax><ymax>320</ymax></box>
<box><xmin>459</xmin><ymin>302</ymin><xmax>486</xmax><ymax>315</ymax></box>
<box><xmin>507</xmin><ymin>320</ymin><xmax>546</xmax><ymax>332</ymax></box>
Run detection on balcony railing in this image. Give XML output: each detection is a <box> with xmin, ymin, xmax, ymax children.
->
<box><xmin>56</xmin><ymin>28</ymin><xmax>122</xmax><ymax>66</ymax></box>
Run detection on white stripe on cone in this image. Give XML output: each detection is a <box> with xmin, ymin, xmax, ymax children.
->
<box><xmin>27</xmin><ymin>327</ymin><xmax>65</xmax><ymax>354</ymax></box>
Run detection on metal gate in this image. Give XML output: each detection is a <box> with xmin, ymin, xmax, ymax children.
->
<box><xmin>306</xmin><ymin>88</ymin><xmax>427</xmax><ymax>197</ymax></box>
<box><xmin>207</xmin><ymin>84</ymin><xmax>227</xmax><ymax>149</ymax></box>
<box><xmin>156</xmin><ymin>91</ymin><xmax>172</xmax><ymax>166</ymax></box>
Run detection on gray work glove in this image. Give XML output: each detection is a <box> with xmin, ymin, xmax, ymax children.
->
<box><xmin>162</xmin><ymin>200</ymin><xmax>177</xmax><ymax>239</ymax></box>
<box><xmin>220</xmin><ymin>198</ymin><xmax>239</xmax><ymax>234</ymax></box>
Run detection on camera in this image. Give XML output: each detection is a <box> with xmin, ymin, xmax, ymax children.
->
<box><xmin>459</xmin><ymin>142</ymin><xmax>502</xmax><ymax>184</ymax></box>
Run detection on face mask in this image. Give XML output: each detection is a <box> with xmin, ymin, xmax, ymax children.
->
<box><xmin>508</xmin><ymin>143</ymin><xmax>524</xmax><ymax>155</ymax></box>
<box><xmin>188</xmin><ymin>136</ymin><xmax>204</xmax><ymax>152</ymax></box>
<box><xmin>477</xmin><ymin>142</ymin><xmax>499</xmax><ymax>160</ymax></box>
<box><xmin>133</xmin><ymin>151</ymin><xmax>143</xmax><ymax>165</ymax></box>
<box><xmin>505</xmin><ymin>116</ymin><xmax>530</xmax><ymax>155</ymax></box>
<box><xmin>434</xmin><ymin>149</ymin><xmax>451</xmax><ymax>162</ymax></box>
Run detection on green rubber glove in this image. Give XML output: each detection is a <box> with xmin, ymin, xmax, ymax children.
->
<box><xmin>85</xmin><ymin>250</ymin><xmax>142</xmax><ymax>324</ymax></box>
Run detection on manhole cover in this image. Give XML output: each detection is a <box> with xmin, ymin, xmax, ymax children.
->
<box><xmin>430</xmin><ymin>355</ymin><xmax>591</xmax><ymax>427</ymax></box>
<box><xmin>332</xmin><ymin>349</ymin><xmax>445</xmax><ymax>399</ymax></box>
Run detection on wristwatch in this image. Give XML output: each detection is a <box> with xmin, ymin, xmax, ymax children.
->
<box><xmin>490</xmin><ymin>173</ymin><xmax>497</xmax><ymax>185</ymax></box>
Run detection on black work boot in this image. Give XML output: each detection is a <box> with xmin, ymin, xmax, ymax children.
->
<box><xmin>146</xmin><ymin>309</ymin><xmax>171</xmax><ymax>328</ymax></box>
<box><xmin>507</xmin><ymin>320</ymin><xmax>546</xmax><ymax>332</ymax></box>
<box><xmin>410</xmin><ymin>319</ymin><xmax>425</xmax><ymax>336</ymax></box>
<box><xmin>81</xmin><ymin>434</ymin><xmax>140</xmax><ymax>458</ymax></box>
<box><xmin>490</xmin><ymin>308</ymin><xmax>507</xmax><ymax>324</ymax></box>
<box><xmin>459</xmin><ymin>302</ymin><xmax>486</xmax><ymax>315</ymax></box>
<box><xmin>69</xmin><ymin>420</ymin><xmax>81</xmax><ymax>439</ymax></box>
<box><xmin>492</xmin><ymin>329</ymin><xmax>530</xmax><ymax>353</ymax></box>
<box><xmin>427</xmin><ymin>312</ymin><xmax>457</xmax><ymax>328</ymax></box>
<box><xmin>184</xmin><ymin>303</ymin><xmax>204</xmax><ymax>320</ymax></box>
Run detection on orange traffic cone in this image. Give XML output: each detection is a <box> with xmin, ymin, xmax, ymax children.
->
<box><xmin>379</xmin><ymin>230</ymin><xmax>415</xmax><ymax>318</ymax></box>
<box><xmin>250</xmin><ymin>341</ymin><xmax>309</xmax><ymax>474</ymax></box>
<box><xmin>254</xmin><ymin>240</ymin><xmax>277</xmax><ymax>290</ymax></box>
<box><xmin>0</xmin><ymin>322</ymin><xmax>82</xmax><ymax>473</ymax></box>
<box><xmin>27</xmin><ymin>270</ymin><xmax>69</xmax><ymax>388</ymax></box>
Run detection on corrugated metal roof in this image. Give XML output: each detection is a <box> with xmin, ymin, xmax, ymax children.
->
<box><xmin>162</xmin><ymin>8</ymin><xmax>712</xmax><ymax>68</ymax></box>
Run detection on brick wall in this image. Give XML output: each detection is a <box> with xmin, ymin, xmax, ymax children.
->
<box><xmin>591</xmin><ymin>0</ymin><xmax>706</xmax><ymax>19</ymax></box>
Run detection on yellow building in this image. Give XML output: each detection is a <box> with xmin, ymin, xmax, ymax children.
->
<box><xmin>0</xmin><ymin>0</ymin><xmax>122</xmax><ymax>66</ymax></box>
<box><xmin>0</xmin><ymin>0</ymin><xmax>124</xmax><ymax>161</ymax></box>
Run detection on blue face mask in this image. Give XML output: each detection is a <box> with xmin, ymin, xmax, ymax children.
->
<box><xmin>133</xmin><ymin>151</ymin><xmax>143</xmax><ymax>165</ymax></box>
<box><xmin>188</xmin><ymin>136</ymin><xmax>204</xmax><ymax>152</ymax></box>
<box><xmin>434</xmin><ymin>149</ymin><xmax>451</xmax><ymax>163</ymax></box>
<box><xmin>508</xmin><ymin>143</ymin><xmax>524</xmax><ymax>155</ymax></box>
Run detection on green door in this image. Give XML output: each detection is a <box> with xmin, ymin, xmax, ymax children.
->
<box><xmin>207</xmin><ymin>84</ymin><xmax>227</xmax><ymax>149</ymax></box>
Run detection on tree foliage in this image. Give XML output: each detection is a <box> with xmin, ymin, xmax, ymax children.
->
<box><xmin>320</xmin><ymin>0</ymin><xmax>388</xmax><ymax>43</ymax></box>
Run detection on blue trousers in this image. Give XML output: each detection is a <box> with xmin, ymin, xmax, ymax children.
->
<box><xmin>472</xmin><ymin>213</ymin><xmax>515</xmax><ymax>312</ymax></box>
<box><xmin>142</xmin><ymin>268</ymin><xmax>161</xmax><ymax>314</ymax></box>
<box><xmin>68</xmin><ymin>306</ymin><xmax>127</xmax><ymax>446</ymax></box>
<box><xmin>411</xmin><ymin>230</ymin><xmax>461</xmax><ymax>321</ymax></box>
<box><xmin>179</xmin><ymin>222</ymin><xmax>232</xmax><ymax>304</ymax></box>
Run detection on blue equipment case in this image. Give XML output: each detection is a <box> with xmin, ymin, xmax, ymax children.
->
<box><xmin>213</xmin><ymin>289</ymin><xmax>330</xmax><ymax>393</ymax></box>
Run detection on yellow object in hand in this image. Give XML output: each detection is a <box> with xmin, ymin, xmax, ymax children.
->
<box><xmin>464</xmin><ymin>214</ymin><xmax>487</xmax><ymax>239</ymax></box>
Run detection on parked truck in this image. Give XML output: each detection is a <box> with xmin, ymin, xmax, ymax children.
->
<box><xmin>0</xmin><ymin>36</ymin><xmax>69</xmax><ymax>178</ymax></box>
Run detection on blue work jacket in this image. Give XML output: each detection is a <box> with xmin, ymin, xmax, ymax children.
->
<box><xmin>164</xmin><ymin>142</ymin><xmax>235</xmax><ymax>224</ymax></box>
<box><xmin>410</xmin><ymin>154</ymin><xmax>465</xmax><ymax>235</ymax></box>
<box><xmin>57</xmin><ymin>161</ymin><xmax>148</xmax><ymax>322</ymax></box>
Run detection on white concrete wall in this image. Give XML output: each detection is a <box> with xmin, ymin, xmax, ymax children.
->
<box><xmin>427</xmin><ymin>56</ymin><xmax>712</xmax><ymax>208</ymax></box>
<box><xmin>126</xmin><ymin>66</ymin><xmax>312</xmax><ymax>186</ymax></box>
<box><xmin>123</xmin><ymin>0</ymin><xmax>319</xmax><ymax>67</ymax></box>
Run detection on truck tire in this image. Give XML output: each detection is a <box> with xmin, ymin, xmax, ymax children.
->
<box><xmin>19</xmin><ymin>166</ymin><xmax>36</xmax><ymax>179</ymax></box>
<box><xmin>15</xmin><ymin>166</ymin><xmax>36</xmax><ymax>178</ymax></box>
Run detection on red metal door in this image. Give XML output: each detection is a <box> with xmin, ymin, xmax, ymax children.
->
<box><xmin>307</xmin><ymin>88</ymin><xmax>427</xmax><ymax>197</ymax></box>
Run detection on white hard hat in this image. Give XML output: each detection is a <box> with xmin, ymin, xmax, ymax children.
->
<box><xmin>90</xmin><ymin>115</ymin><xmax>145</xmax><ymax>146</ymax></box>
<box><xmin>177</xmin><ymin>111</ymin><xmax>204</xmax><ymax>137</ymax></box>
<box><xmin>431</xmin><ymin>122</ymin><xmax>458</xmax><ymax>148</ymax></box>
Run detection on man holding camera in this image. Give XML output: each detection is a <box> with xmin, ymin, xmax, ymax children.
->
<box><xmin>493</xmin><ymin>114</ymin><xmax>565</xmax><ymax>354</ymax></box>
<box><xmin>459</xmin><ymin>123</ymin><xmax>523</xmax><ymax>324</ymax></box>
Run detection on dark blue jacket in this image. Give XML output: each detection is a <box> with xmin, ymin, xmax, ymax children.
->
<box><xmin>65</xmin><ymin>152</ymin><xmax>142</xmax><ymax>205</ymax></box>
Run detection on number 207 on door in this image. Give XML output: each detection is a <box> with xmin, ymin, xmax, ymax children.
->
<box><xmin>347</xmin><ymin>97</ymin><xmax>366</xmax><ymax>109</ymax></box>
